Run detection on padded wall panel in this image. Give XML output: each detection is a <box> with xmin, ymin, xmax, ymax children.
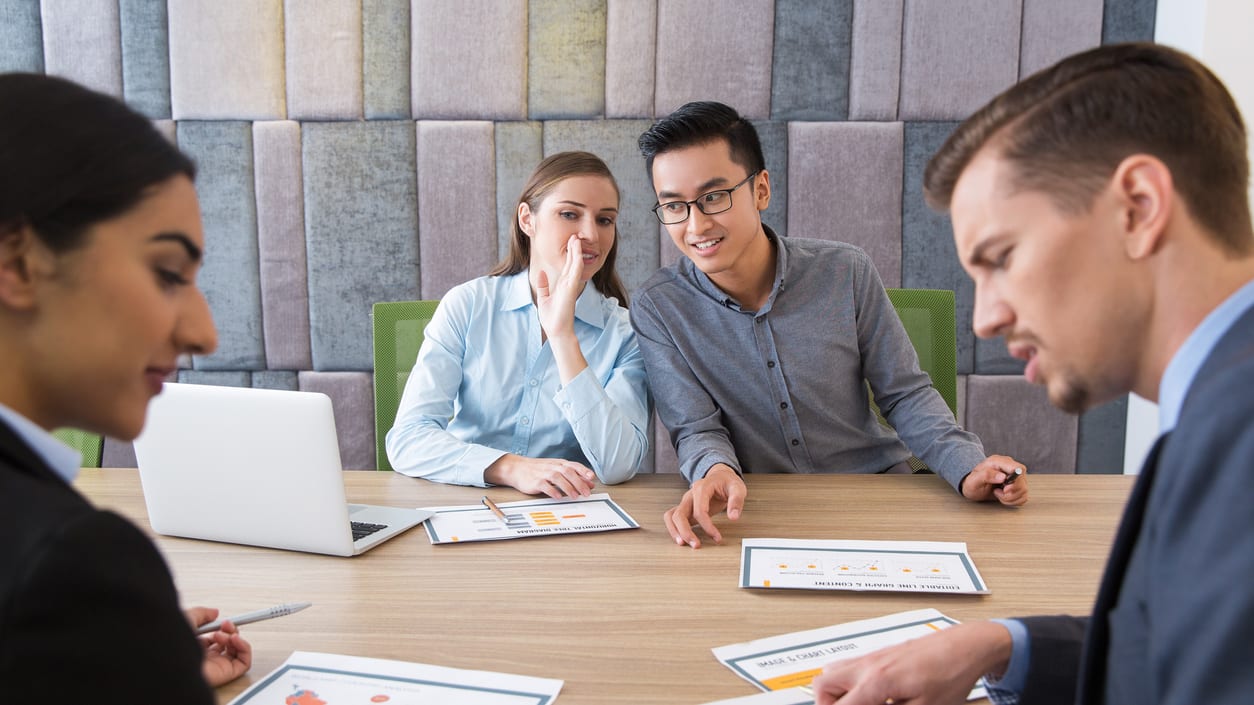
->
<box><xmin>254</xmin><ymin>121</ymin><xmax>313</xmax><ymax>370</ymax></box>
<box><xmin>494</xmin><ymin>122</ymin><xmax>544</xmax><ymax>258</ymax></box>
<box><xmin>102</xmin><ymin>438</ymin><xmax>137</xmax><ymax>468</ymax></box>
<box><xmin>529</xmin><ymin>0</ymin><xmax>606</xmax><ymax>119</ymax></box>
<box><xmin>40</xmin><ymin>0</ymin><xmax>122</xmax><ymax>97</ymax></box>
<box><xmin>304</xmin><ymin>122</ymin><xmax>419</xmax><ymax>371</ymax></box>
<box><xmin>179</xmin><ymin>122</ymin><xmax>266</xmax><ymax>371</ymax></box>
<box><xmin>363</xmin><ymin>0</ymin><xmax>411</xmax><ymax>119</ymax></box>
<box><xmin>753</xmin><ymin>120</ymin><xmax>789</xmax><ymax>239</ymax></box>
<box><xmin>412</xmin><ymin>0</ymin><xmax>526</xmax><ymax>119</ymax></box>
<box><xmin>1020</xmin><ymin>0</ymin><xmax>1103</xmax><ymax>78</ymax></box>
<box><xmin>298</xmin><ymin>371</ymin><xmax>376</xmax><ymax>470</ymax></box>
<box><xmin>965</xmin><ymin>375</ymin><xmax>1077</xmax><ymax>473</ymax></box>
<box><xmin>771</xmin><ymin>0</ymin><xmax>852</xmax><ymax>120</ymax></box>
<box><xmin>955</xmin><ymin>374</ymin><xmax>968</xmax><ymax>427</ymax></box>
<box><xmin>655</xmin><ymin>0</ymin><xmax>775</xmax><ymax>119</ymax></box>
<box><xmin>543</xmin><ymin>120</ymin><xmax>659</xmax><ymax>296</ymax></box>
<box><xmin>654</xmin><ymin>416</ymin><xmax>680</xmax><ymax>475</ymax></box>
<box><xmin>418</xmin><ymin>121</ymin><xmax>498</xmax><ymax>299</ymax></box>
<box><xmin>902</xmin><ymin>122</ymin><xmax>975</xmax><ymax>373</ymax></box>
<box><xmin>787</xmin><ymin>122</ymin><xmax>903</xmax><ymax>287</ymax></box>
<box><xmin>168</xmin><ymin>0</ymin><xmax>285</xmax><ymax>120</ymax></box>
<box><xmin>252</xmin><ymin>370</ymin><xmax>299</xmax><ymax>391</ymax></box>
<box><xmin>899</xmin><ymin>0</ymin><xmax>1022</xmax><ymax>120</ymax></box>
<box><xmin>1077</xmin><ymin>394</ymin><xmax>1128</xmax><ymax>474</ymax></box>
<box><xmin>976</xmin><ymin>335</ymin><xmax>1025</xmax><ymax>374</ymax></box>
<box><xmin>119</xmin><ymin>0</ymin><xmax>171</xmax><ymax>118</ymax></box>
<box><xmin>285</xmin><ymin>0</ymin><xmax>363</xmax><ymax>120</ymax></box>
<box><xmin>0</xmin><ymin>1</ymin><xmax>43</xmax><ymax>72</ymax></box>
<box><xmin>848</xmin><ymin>0</ymin><xmax>902</xmax><ymax>120</ymax></box>
<box><xmin>605</xmin><ymin>0</ymin><xmax>655</xmax><ymax>118</ymax></box>
<box><xmin>153</xmin><ymin>119</ymin><xmax>176</xmax><ymax>144</ymax></box>
<box><xmin>178</xmin><ymin>371</ymin><xmax>251</xmax><ymax>387</ymax></box>
<box><xmin>1102</xmin><ymin>0</ymin><xmax>1156</xmax><ymax>44</ymax></box>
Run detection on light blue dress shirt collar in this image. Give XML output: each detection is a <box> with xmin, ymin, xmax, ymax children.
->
<box><xmin>498</xmin><ymin>269</ymin><xmax>606</xmax><ymax>329</ymax></box>
<box><xmin>0</xmin><ymin>402</ymin><xmax>83</xmax><ymax>483</ymax></box>
<box><xmin>1158</xmin><ymin>277</ymin><xmax>1254</xmax><ymax>433</ymax></box>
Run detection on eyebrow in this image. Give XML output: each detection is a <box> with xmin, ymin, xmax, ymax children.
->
<box><xmin>656</xmin><ymin>176</ymin><xmax>732</xmax><ymax>201</ymax></box>
<box><xmin>151</xmin><ymin>232</ymin><xmax>203</xmax><ymax>263</ymax></box>
<box><xmin>965</xmin><ymin>234</ymin><xmax>1007</xmax><ymax>268</ymax></box>
<box><xmin>557</xmin><ymin>200</ymin><xmax>619</xmax><ymax>214</ymax></box>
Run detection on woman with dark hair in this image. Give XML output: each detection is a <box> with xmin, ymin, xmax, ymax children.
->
<box><xmin>0</xmin><ymin>73</ymin><xmax>250</xmax><ymax>701</ymax></box>
<box><xmin>387</xmin><ymin>151</ymin><xmax>649</xmax><ymax>497</ymax></box>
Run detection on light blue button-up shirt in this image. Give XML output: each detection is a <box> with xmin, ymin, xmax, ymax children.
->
<box><xmin>0</xmin><ymin>402</ymin><xmax>83</xmax><ymax>484</ymax></box>
<box><xmin>386</xmin><ymin>270</ymin><xmax>649</xmax><ymax>487</ymax></box>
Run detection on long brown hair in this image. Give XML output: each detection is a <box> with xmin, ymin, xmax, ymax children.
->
<box><xmin>489</xmin><ymin>151</ymin><xmax>630</xmax><ymax>305</ymax></box>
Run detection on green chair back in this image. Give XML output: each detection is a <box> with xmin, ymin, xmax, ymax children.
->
<box><xmin>372</xmin><ymin>300</ymin><xmax>440</xmax><ymax>472</ymax></box>
<box><xmin>52</xmin><ymin>427</ymin><xmax>104</xmax><ymax>468</ymax></box>
<box><xmin>885</xmin><ymin>288</ymin><xmax>958</xmax><ymax>417</ymax></box>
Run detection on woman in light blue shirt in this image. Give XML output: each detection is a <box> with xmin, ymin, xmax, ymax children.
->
<box><xmin>386</xmin><ymin>152</ymin><xmax>649</xmax><ymax>497</ymax></box>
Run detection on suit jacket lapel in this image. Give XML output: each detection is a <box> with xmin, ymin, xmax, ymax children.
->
<box><xmin>0</xmin><ymin>417</ymin><xmax>71</xmax><ymax>489</ymax></box>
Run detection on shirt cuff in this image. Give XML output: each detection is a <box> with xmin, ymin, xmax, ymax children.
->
<box><xmin>552</xmin><ymin>367</ymin><xmax>604</xmax><ymax>425</ymax></box>
<box><xmin>458</xmin><ymin>445</ymin><xmax>509</xmax><ymax>487</ymax></box>
<box><xmin>984</xmin><ymin>618</ymin><xmax>1030</xmax><ymax>700</ymax></box>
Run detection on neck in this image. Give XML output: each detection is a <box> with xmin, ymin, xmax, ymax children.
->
<box><xmin>708</xmin><ymin>226</ymin><xmax>776</xmax><ymax>311</ymax></box>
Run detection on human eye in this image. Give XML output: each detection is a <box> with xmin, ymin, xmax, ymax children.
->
<box><xmin>700</xmin><ymin>190</ymin><xmax>729</xmax><ymax>206</ymax></box>
<box><xmin>597</xmin><ymin>215</ymin><xmax>616</xmax><ymax>227</ymax></box>
<box><xmin>559</xmin><ymin>210</ymin><xmax>579</xmax><ymax>220</ymax></box>
<box><xmin>659</xmin><ymin>201</ymin><xmax>687</xmax><ymax>215</ymax></box>
<box><xmin>154</xmin><ymin>267</ymin><xmax>190</xmax><ymax>290</ymax></box>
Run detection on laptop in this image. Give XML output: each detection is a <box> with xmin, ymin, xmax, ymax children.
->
<box><xmin>134</xmin><ymin>383</ymin><xmax>431</xmax><ymax>556</ymax></box>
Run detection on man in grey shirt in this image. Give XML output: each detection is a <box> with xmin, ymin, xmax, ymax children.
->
<box><xmin>631</xmin><ymin>101</ymin><xmax>1027</xmax><ymax>548</ymax></box>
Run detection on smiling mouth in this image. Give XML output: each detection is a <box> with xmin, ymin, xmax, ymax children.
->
<box><xmin>691</xmin><ymin>237</ymin><xmax>723</xmax><ymax>251</ymax></box>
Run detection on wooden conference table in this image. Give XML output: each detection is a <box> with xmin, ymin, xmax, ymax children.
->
<box><xmin>75</xmin><ymin>471</ymin><xmax>1134</xmax><ymax>704</ymax></box>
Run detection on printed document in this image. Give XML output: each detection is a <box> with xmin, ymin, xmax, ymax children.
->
<box><xmin>740</xmin><ymin>538</ymin><xmax>989</xmax><ymax>594</ymax></box>
<box><xmin>421</xmin><ymin>492</ymin><xmax>638</xmax><ymax>544</ymax></box>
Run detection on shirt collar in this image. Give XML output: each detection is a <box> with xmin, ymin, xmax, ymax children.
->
<box><xmin>499</xmin><ymin>269</ymin><xmax>606</xmax><ymax>329</ymax></box>
<box><xmin>1158</xmin><ymin>277</ymin><xmax>1254</xmax><ymax>433</ymax></box>
<box><xmin>0</xmin><ymin>402</ymin><xmax>83</xmax><ymax>483</ymax></box>
<box><xmin>683</xmin><ymin>225</ymin><xmax>787</xmax><ymax>313</ymax></box>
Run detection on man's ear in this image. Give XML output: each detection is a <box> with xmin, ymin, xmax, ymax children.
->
<box><xmin>754</xmin><ymin>169</ymin><xmax>772</xmax><ymax>212</ymax></box>
<box><xmin>0</xmin><ymin>223</ymin><xmax>46</xmax><ymax>310</ymax></box>
<box><xmin>1111</xmin><ymin>154</ymin><xmax>1173</xmax><ymax>261</ymax></box>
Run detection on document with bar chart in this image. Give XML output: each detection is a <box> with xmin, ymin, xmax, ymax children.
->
<box><xmin>739</xmin><ymin>538</ymin><xmax>989</xmax><ymax>594</ymax></box>
<box><xmin>420</xmin><ymin>493</ymin><xmax>639</xmax><ymax>544</ymax></box>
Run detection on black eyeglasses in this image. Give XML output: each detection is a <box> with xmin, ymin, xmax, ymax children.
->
<box><xmin>652</xmin><ymin>171</ymin><xmax>759</xmax><ymax>225</ymax></box>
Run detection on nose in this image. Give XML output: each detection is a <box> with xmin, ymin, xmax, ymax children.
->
<box><xmin>971</xmin><ymin>282</ymin><xmax>1013</xmax><ymax>340</ymax></box>
<box><xmin>177</xmin><ymin>287</ymin><xmax>218</xmax><ymax>356</ymax></box>
<box><xmin>685</xmin><ymin>204</ymin><xmax>713</xmax><ymax>236</ymax></box>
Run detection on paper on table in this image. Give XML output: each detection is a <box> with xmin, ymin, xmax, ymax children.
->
<box><xmin>227</xmin><ymin>650</ymin><xmax>563</xmax><ymax>704</ymax></box>
<box><xmin>711</xmin><ymin>608</ymin><xmax>986</xmax><ymax>700</ymax></box>
<box><xmin>699</xmin><ymin>686</ymin><xmax>815</xmax><ymax>704</ymax></box>
<box><xmin>420</xmin><ymin>492</ymin><xmax>639</xmax><ymax>544</ymax></box>
<box><xmin>739</xmin><ymin>538</ymin><xmax>990</xmax><ymax>594</ymax></box>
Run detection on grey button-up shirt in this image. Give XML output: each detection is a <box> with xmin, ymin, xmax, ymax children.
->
<box><xmin>630</xmin><ymin>229</ymin><xmax>985</xmax><ymax>490</ymax></box>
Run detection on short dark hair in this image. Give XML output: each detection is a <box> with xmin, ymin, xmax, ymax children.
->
<box><xmin>0</xmin><ymin>72</ymin><xmax>196</xmax><ymax>252</ymax></box>
<box><xmin>638</xmin><ymin>101</ymin><xmax>765</xmax><ymax>182</ymax></box>
<box><xmin>924</xmin><ymin>42</ymin><xmax>1252</xmax><ymax>255</ymax></box>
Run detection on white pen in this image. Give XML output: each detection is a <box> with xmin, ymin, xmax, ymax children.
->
<box><xmin>195</xmin><ymin>601</ymin><xmax>312</xmax><ymax>635</ymax></box>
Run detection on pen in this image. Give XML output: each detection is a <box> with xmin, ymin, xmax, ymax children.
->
<box><xmin>482</xmin><ymin>495</ymin><xmax>510</xmax><ymax>525</ymax></box>
<box><xmin>999</xmin><ymin>467</ymin><xmax>1024</xmax><ymax>489</ymax></box>
<box><xmin>195</xmin><ymin>601</ymin><xmax>312</xmax><ymax>635</ymax></box>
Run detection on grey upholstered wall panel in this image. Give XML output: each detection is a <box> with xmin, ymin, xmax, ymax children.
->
<box><xmin>655</xmin><ymin>0</ymin><xmax>775</xmax><ymax>119</ymax></box>
<box><xmin>605</xmin><ymin>0</ymin><xmax>655</xmax><ymax>118</ymax></box>
<box><xmin>529</xmin><ymin>0</ymin><xmax>606</xmax><ymax>119</ymax></box>
<box><xmin>1077</xmin><ymin>394</ymin><xmax>1128</xmax><ymax>474</ymax></box>
<box><xmin>543</xmin><ymin>120</ymin><xmax>659</xmax><ymax>296</ymax></box>
<box><xmin>0</xmin><ymin>0</ymin><xmax>43</xmax><ymax>72</ymax></box>
<box><xmin>495</xmin><ymin>122</ymin><xmax>544</xmax><ymax>258</ymax></box>
<box><xmin>168</xmin><ymin>0</ymin><xmax>285</xmax><ymax>120</ymax></box>
<box><xmin>363</xmin><ymin>0</ymin><xmax>411</xmax><ymax>119</ymax></box>
<box><xmin>178</xmin><ymin>371</ymin><xmax>251</xmax><ymax>387</ymax></box>
<box><xmin>102</xmin><ymin>438</ymin><xmax>137</xmax><ymax>468</ymax></box>
<box><xmin>1020</xmin><ymin>0</ymin><xmax>1104</xmax><ymax>78</ymax></box>
<box><xmin>254</xmin><ymin>121</ymin><xmax>313</xmax><ymax>370</ymax></box>
<box><xmin>119</xmin><ymin>0</ymin><xmax>171</xmax><ymax>118</ymax></box>
<box><xmin>1103</xmin><ymin>0</ymin><xmax>1157</xmax><ymax>44</ymax></box>
<box><xmin>418</xmin><ymin>121</ymin><xmax>498</xmax><ymax>299</ymax></box>
<box><xmin>298</xmin><ymin>371</ymin><xmax>375</xmax><ymax>470</ymax></box>
<box><xmin>901</xmin><ymin>121</ymin><xmax>975</xmax><ymax>373</ymax></box>
<box><xmin>179</xmin><ymin>122</ymin><xmax>266</xmax><ymax>371</ymax></box>
<box><xmin>153</xmin><ymin>119</ymin><xmax>176</xmax><ymax>144</ymax></box>
<box><xmin>285</xmin><ymin>0</ymin><xmax>363</xmax><ymax>120</ymax></box>
<box><xmin>848</xmin><ymin>0</ymin><xmax>902</xmax><ymax>120</ymax></box>
<box><xmin>753</xmin><ymin>120</ymin><xmax>789</xmax><ymax>238</ymax></box>
<box><xmin>411</xmin><ymin>0</ymin><xmax>526</xmax><ymax>119</ymax></box>
<box><xmin>303</xmin><ymin>121</ymin><xmax>419</xmax><ymax>371</ymax></box>
<box><xmin>654</xmin><ymin>416</ymin><xmax>680</xmax><ymax>475</ymax></box>
<box><xmin>771</xmin><ymin>0</ymin><xmax>852</xmax><ymax>121</ymax></box>
<box><xmin>40</xmin><ymin>0</ymin><xmax>122</xmax><ymax>97</ymax></box>
<box><xmin>899</xmin><ymin>0</ymin><xmax>1022</xmax><ymax>120</ymax></box>
<box><xmin>965</xmin><ymin>375</ymin><xmax>1078</xmax><ymax>473</ymax></box>
<box><xmin>788</xmin><ymin>122</ymin><xmax>903</xmax><ymax>287</ymax></box>
<box><xmin>251</xmin><ymin>370</ymin><xmax>299</xmax><ymax>391</ymax></box>
<box><xmin>976</xmin><ymin>335</ymin><xmax>1026</xmax><ymax>374</ymax></box>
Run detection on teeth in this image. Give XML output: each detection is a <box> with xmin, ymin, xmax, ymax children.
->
<box><xmin>693</xmin><ymin>238</ymin><xmax>723</xmax><ymax>251</ymax></box>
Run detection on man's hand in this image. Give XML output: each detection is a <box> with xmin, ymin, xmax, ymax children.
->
<box><xmin>961</xmin><ymin>454</ymin><xmax>1028</xmax><ymax>506</ymax></box>
<box><xmin>185</xmin><ymin>606</ymin><xmax>252</xmax><ymax>687</ymax></box>
<box><xmin>662</xmin><ymin>464</ymin><xmax>746</xmax><ymax>548</ymax></box>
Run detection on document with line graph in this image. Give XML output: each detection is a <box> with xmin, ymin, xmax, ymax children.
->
<box><xmin>420</xmin><ymin>493</ymin><xmax>639</xmax><ymax>544</ymax></box>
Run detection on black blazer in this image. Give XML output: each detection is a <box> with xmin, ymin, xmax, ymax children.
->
<box><xmin>1019</xmin><ymin>304</ymin><xmax>1254</xmax><ymax>705</ymax></box>
<box><xmin>0</xmin><ymin>420</ymin><xmax>214</xmax><ymax>703</ymax></box>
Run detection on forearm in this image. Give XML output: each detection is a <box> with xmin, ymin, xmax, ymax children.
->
<box><xmin>555</xmin><ymin>367</ymin><xmax>648</xmax><ymax>484</ymax></box>
<box><xmin>548</xmin><ymin>331</ymin><xmax>589</xmax><ymax>386</ymax></box>
<box><xmin>885</xmin><ymin>386</ymin><xmax>986</xmax><ymax>491</ymax></box>
<box><xmin>386</xmin><ymin>419</ymin><xmax>506</xmax><ymax>486</ymax></box>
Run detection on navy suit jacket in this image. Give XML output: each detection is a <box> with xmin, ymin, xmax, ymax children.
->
<box><xmin>1018</xmin><ymin>304</ymin><xmax>1254</xmax><ymax>704</ymax></box>
<box><xmin>0</xmin><ymin>420</ymin><xmax>213</xmax><ymax>703</ymax></box>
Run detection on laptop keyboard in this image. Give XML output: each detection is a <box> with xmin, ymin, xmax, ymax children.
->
<box><xmin>351</xmin><ymin>521</ymin><xmax>388</xmax><ymax>541</ymax></box>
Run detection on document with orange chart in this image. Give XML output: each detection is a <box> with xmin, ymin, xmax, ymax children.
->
<box><xmin>711</xmin><ymin>609</ymin><xmax>987</xmax><ymax>700</ymax></box>
<box><xmin>227</xmin><ymin>650</ymin><xmax>562</xmax><ymax>704</ymax></box>
<box><xmin>420</xmin><ymin>493</ymin><xmax>639</xmax><ymax>544</ymax></box>
<box><xmin>739</xmin><ymin>538</ymin><xmax>990</xmax><ymax>594</ymax></box>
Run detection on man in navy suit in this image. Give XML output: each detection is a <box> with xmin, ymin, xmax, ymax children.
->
<box><xmin>811</xmin><ymin>43</ymin><xmax>1254</xmax><ymax>705</ymax></box>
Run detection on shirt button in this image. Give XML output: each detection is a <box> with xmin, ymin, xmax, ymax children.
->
<box><xmin>520</xmin><ymin>417</ymin><xmax>530</xmax><ymax>425</ymax></box>
<box><xmin>780</xmin><ymin>402</ymin><xmax>788</xmax><ymax>410</ymax></box>
<box><xmin>767</xmin><ymin>361</ymin><xmax>776</xmax><ymax>368</ymax></box>
<box><xmin>529</xmin><ymin>378</ymin><xmax>539</xmax><ymax>387</ymax></box>
<box><xmin>562</xmin><ymin>402</ymin><xmax>571</xmax><ymax>410</ymax></box>
<box><xmin>791</xmin><ymin>439</ymin><xmax>800</xmax><ymax>446</ymax></box>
